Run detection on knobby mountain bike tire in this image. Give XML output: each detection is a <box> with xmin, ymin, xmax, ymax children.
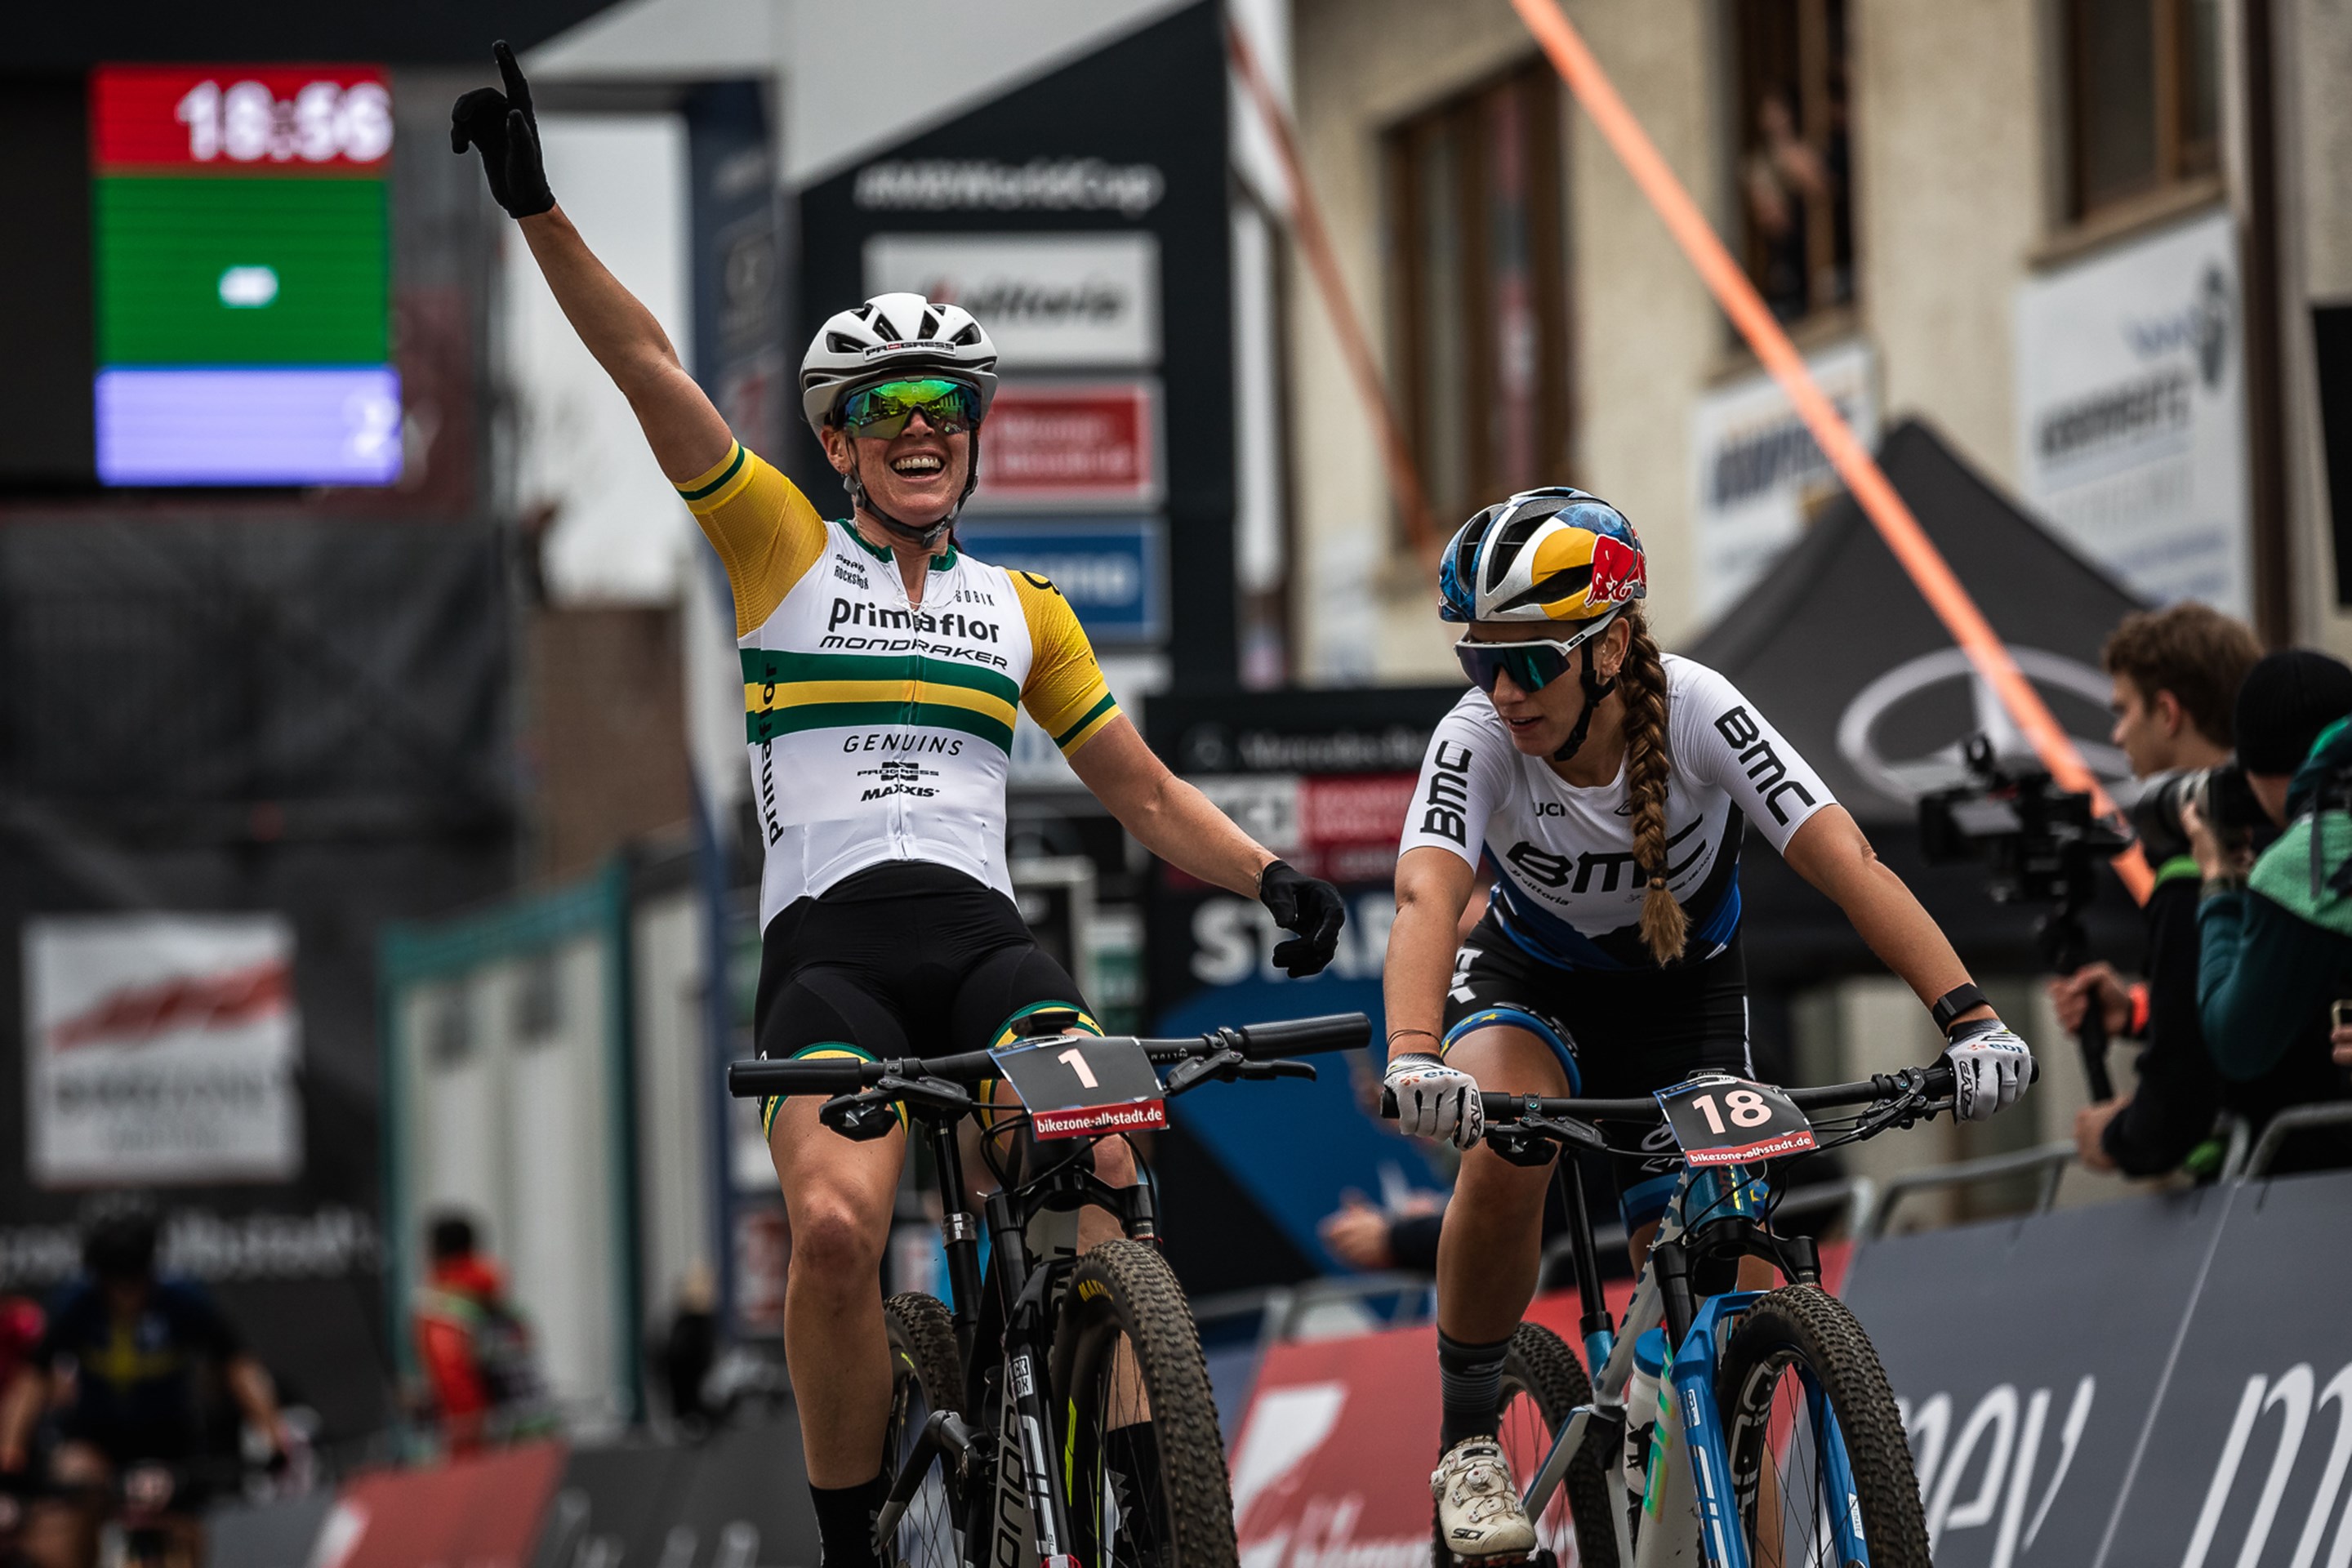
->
<box><xmin>1430</xmin><ymin>1321</ymin><xmax>1619</xmax><ymax>1568</ymax></box>
<box><xmin>1050</xmin><ymin>1240</ymin><xmax>1239</xmax><ymax>1568</ymax></box>
<box><xmin>883</xmin><ymin>1292</ymin><xmax>969</xmax><ymax>1568</ymax></box>
<box><xmin>1714</xmin><ymin>1285</ymin><xmax>1929</xmax><ymax>1567</ymax></box>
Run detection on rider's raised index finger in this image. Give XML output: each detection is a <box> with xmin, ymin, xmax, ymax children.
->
<box><xmin>493</xmin><ymin>40</ymin><xmax>532</xmax><ymax>111</ymax></box>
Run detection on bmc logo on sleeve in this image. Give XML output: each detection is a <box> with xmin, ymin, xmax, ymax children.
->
<box><xmin>1588</xmin><ymin>535</ymin><xmax>1646</xmax><ymax>604</ymax></box>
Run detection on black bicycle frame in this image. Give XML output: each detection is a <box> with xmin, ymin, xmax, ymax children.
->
<box><xmin>880</xmin><ymin>1110</ymin><xmax>1157</xmax><ymax>1568</ymax></box>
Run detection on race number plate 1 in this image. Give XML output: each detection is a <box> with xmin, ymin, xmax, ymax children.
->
<box><xmin>988</xmin><ymin>1034</ymin><xmax>1167</xmax><ymax>1140</ymax></box>
<box><xmin>1653</xmin><ymin>1073</ymin><xmax>1816</xmax><ymax>1166</ymax></box>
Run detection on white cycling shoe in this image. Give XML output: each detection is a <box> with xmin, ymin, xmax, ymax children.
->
<box><xmin>1431</xmin><ymin>1437</ymin><xmax>1537</xmax><ymax>1563</ymax></box>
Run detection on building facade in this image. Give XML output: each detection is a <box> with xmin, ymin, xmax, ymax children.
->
<box><xmin>1284</xmin><ymin>0</ymin><xmax>2352</xmax><ymax>676</ymax></box>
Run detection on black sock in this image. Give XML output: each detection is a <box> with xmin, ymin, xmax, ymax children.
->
<box><xmin>810</xmin><ymin>1472</ymin><xmax>890</xmax><ymax>1568</ymax></box>
<box><xmin>1437</xmin><ymin>1330</ymin><xmax>1512</xmax><ymax>1453</ymax></box>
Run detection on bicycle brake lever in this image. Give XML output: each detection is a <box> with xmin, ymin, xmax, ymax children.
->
<box><xmin>1236</xmin><ymin>1058</ymin><xmax>1316</xmax><ymax>1082</ymax></box>
<box><xmin>1163</xmin><ymin>1049</ymin><xmax>1243</xmax><ymax>1098</ymax></box>
<box><xmin>820</xmin><ymin>1089</ymin><xmax>903</xmax><ymax>1141</ymax></box>
<box><xmin>1516</xmin><ymin>1111</ymin><xmax>1609</xmax><ymax>1152</ymax></box>
<box><xmin>876</xmin><ymin>1074</ymin><xmax>976</xmax><ymax>1116</ymax></box>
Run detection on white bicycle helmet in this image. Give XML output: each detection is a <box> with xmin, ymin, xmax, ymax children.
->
<box><xmin>799</xmin><ymin>292</ymin><xmax>1000</xmax><ymax>434</ymax></box>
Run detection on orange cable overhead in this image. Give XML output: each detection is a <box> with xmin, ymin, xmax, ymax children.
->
<box><xmin>1225</xmin><ymin>16</ymin><xmax>1441</xmax><ymax>556</ymax></box>
<box><xmin>1508</xmin><ymin>0</ymin><xmax>2151</xmax><ymax>903</ymax></box>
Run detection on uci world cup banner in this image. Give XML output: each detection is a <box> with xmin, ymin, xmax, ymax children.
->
<box><xmin>24</xmin><ymin>914</ymin><xmax>302</xmax><ymax>1187</ymax></box>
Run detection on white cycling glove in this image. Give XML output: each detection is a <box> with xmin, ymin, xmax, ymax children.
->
<box><xmin>1943</xmin><ymin>1018</ymin><xmax>2034</xmax><ymax>1121</ymax></box>
<box><xmin>1385</xmin><ymin>1052</ymin><xmax>1484</xmax><ymax>1150</ymax></box>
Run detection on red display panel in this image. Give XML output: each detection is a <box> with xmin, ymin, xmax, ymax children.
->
<box><xmin>92</xmin><ymin>65</ymin><xmax>391</xmax><ymax>172</ymax></box>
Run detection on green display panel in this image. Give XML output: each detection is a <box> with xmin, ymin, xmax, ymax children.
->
<box><xmin>95</xmin><ymin>176</ymin><xmax>387</xmax><ymax>366</ymax></box>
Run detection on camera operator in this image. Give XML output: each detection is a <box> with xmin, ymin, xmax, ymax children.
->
<box><xmin>2186</xmin><ymin>648</ymin><xmax>2352</xmax><ymax>1172</ymax></box>
<box><xmin>2050</xmin><ymin>606</ymin><xmax>2260</xmax><ymax>1175</ymax></box>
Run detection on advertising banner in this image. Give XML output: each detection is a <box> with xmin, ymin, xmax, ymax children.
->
<box><xmin>24</xmin><ymin>914</ymin><xmax>301</xmax><ymax>1187</ymax></box>
<box><xmin>1145</xmin><ymin>691</ymin><xmax>1458</xmax><ymax>1289</ymax></box>
<box><xmin>863</xmin><ymin>231</ymin><xmax>1161</xmax><ymax>369</ymax></box>
<box><xmin>1843</xmin><ymin>1188</ymin><xmax>2231</xmax><ymax>1565</ymax></box>
<box><xmin>966</xmin><ymin>380</ymin><xmax>1162</xmax><ymax>510</ymax></box>
<box><xmin>312</xmin><ymin>1441</ymin><xmax>565</xmax><ymax>1568</ymax></box>
<box><xmin>956</xmin><ymin>517</ymin><xmax>1164</xmax><ymax>644</ymax></box>
<box><xmin>2095</xmin><ymin>1171</ymin><xmax>2352</xmax><ymax>1565</ymax></box>
<box><xmin>2014</xmin><ymin>207</ymin><xmax>2247</xmax><ymax>611</ymax></box>
<box><xmin>802</xmin><ymin>2</ymin><xmax>1232</xmax><ymax>687</ymax></box>
<box><xmin>1844</xmin><ymin>1170</ymin><xmax>2352</xmax><ymax>1566</ymax></box>
<box><xmin>1689</xmin><ymin>339</ymin><xmax>1878</xmax><ymax>620</ymax></box>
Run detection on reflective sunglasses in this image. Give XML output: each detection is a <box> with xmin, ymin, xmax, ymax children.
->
<box><xmin>837</xmin><ymin>377</ymin><xmax>982</xmax><ymax>439</ymax></box>
<box><xmin>1455</xmin><ymin>635</ymin><xmax>1589</xmax><ymax>695</ymax></box>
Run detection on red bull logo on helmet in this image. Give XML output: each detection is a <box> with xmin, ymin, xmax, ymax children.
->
<box><xmin>1588</xmin><ymin>533</ymin><xmax>1646</xmax><ymax>604</ymax></box>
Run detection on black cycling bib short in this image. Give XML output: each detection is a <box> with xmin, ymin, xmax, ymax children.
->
<box><xmin>752</xmin><ymin>862</ymin><xmax>1096</xmax><ymax>1134</ymax></box>
<box><xmin>1401</xmin><ymin>656</ymin><xmax>1837</xmax><ymax>1230</ymax></box>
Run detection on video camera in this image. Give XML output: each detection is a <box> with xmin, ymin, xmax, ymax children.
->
<box><xmin>1919</xmin><ymin>734</ymin><xmax>2132</xmax><ymax>1096</ymax></box>
<box><xmin>1918</xmin><ymin>735</ymin><xmax>2131</xmax><ymax>908</ymax></box>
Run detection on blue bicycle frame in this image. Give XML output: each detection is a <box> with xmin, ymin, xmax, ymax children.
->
<box><xmin>1517</xmin><ymin>1162</ymin><xmax>1869</xmax><ymax>1566</ymax></box>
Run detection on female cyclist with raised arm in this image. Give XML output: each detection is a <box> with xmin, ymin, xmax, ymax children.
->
<box><xmin>1381</xmin><ymin>490</ymin><xmax>2034</xmax><ymax>1560</ymax></box>
<box><xmin>452</xmin><ymin>48</ymin><xmax>1345</xmax><ymax>1568</ymax></box>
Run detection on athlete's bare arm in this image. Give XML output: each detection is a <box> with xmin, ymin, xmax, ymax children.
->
<box><xmin>1383</xmin><ymin>847</ymin><xmax>1477</xmax><ymax>1062</ymax></box>
<box><xmin>515</xmin><ymin>207</ymin><xmax>733</xmax><ymax>483</ymax></box>
<box><xmin>1068</xmin><ymin>718</ymin><xmax>1278</xmax><ymax>897</ymax></box>
<box><xmin>1782</xmin><ymin>806</ymin><xmax>1991</xmax><ymax>1026</ymax></box>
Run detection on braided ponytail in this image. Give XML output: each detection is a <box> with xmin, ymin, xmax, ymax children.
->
<box><xmin>1617</xmin><ymin>611</ymin><xmax>1685</xmax><ymax>965</ymax></box>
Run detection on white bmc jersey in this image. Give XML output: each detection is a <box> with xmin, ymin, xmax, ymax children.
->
<box><xmin>678</xmin><ymin>443</ymin><xmax>1120</xmax><ymax>932</ymax></box>
<box><xmin>1398</xmin><ymin>656</ymin><xmax>1835</xmax><ymax>970</ymax></box>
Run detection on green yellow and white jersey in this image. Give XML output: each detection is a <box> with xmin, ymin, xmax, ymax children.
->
<box><xmin>679</xmin><ymin>443</ymin><xmax>1120</xmax><ymax>931</ymax></box>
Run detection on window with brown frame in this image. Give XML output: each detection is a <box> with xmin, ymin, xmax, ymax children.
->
<box><xmin>1729</xmin><ymin>0</ymin><xmax>1855</xmax><ymax>326</ymax></box>
<box><xmin>2064</xmin><ymin>0</ymin><xmax>2219</xmax><ymax>221</ymax></box>
<box><xmin>1383</xmin><ymin>61</ymin><xmax>1570</xmax><ymax>537</ymax></box>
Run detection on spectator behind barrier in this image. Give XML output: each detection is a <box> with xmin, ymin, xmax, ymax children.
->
<box><xmin>2051</xmin><ymin>605</ymin><xmax>2261</xmax><ymax>1176</ymax></box>
<box><xmin>2187</xmin><ymin>649</ymin><xmax>2352</xmax><ymax>1173</ymax></box>
<box><xmin>412</xmin><ymin>1214</ymin><xmax>549</xmax><ymax>1454</ymax></box>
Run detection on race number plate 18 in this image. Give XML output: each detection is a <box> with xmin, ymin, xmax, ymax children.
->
<box><xmin>1653</xmin><ymin>1073</ymin><xmax>1816</xmax><ymax>1165</ymax></box>
<box><xmin>988</xmin><ymin>1034</ymin><xmax>1167</xmax><ymax>1140</ymax></box>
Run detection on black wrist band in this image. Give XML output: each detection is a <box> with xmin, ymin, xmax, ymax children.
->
<box><xmin>1931</xmin><ymin>982</ymin><xmax>1989</xmax><ymax>1035</ymax></box>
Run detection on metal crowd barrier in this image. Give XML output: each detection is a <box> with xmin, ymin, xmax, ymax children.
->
<box><xmin>1857</xmin><ymin>1140</ymin><xmax>2075</xmax><ymax>1241</ymax></box>
<box><xmin>2235</xmin><ymin>1099</ymin><xmax>2352</xmax><ymax>1179</ymax></box>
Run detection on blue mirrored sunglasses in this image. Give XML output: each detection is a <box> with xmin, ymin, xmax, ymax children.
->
<box><xmin>1454</xmin><ymin>635</ymin><xmax>1588</xmax><ymax>695</ymax></box>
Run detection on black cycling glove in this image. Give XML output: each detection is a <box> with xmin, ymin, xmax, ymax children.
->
<box><xmin>1258</xmin><ymin>859</ymin><xmax>1345</xmax><ymax>978</ymax></box>
<box><xmin>451</xmin><ymin>41</ymin><xmax>555</xmax><ymax>219</ymax></box>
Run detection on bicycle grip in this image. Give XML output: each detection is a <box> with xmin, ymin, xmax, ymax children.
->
<box><xmin>1233</xmin><ymin>1013</ymin><xmax>1372</xmax><ymax>1060</ymax></box>
<box><xmin>727</xmin><ymin>1058</ymin><xmax>871</xmax><ymax>1098</ymax></box>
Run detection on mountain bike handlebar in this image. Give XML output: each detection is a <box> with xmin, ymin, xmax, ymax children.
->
<box><xmin>1479</xmin><ymin>1063</ymin><xmax>1959</xmax><ymax>1125</ymax></box>
<box><xmin>724</xmin><ymin>1012</ymin><xmax>1372</xmax><ymax>1099</ymax></box>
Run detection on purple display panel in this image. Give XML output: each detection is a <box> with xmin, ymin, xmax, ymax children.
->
<box><xmin>96</xmin><ymin>368</ymin><xmax>403</xmax><ymax>486</ymax></box>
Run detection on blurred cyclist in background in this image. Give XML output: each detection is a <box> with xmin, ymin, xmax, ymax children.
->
<box><xmin>0</xmin><ymin>1208</ymin><xmax>289</xmax><ymax>1568</ymax></box>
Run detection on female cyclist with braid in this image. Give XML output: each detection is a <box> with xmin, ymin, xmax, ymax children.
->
<box><xmin>1383</xmin><ymin>489</ymin><xmax>2034</xmax><ymax>1559</ymax></box>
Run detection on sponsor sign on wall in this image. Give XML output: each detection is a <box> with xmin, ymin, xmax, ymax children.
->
<box><xmin>864</xmin><ymin>231</ymin><xmax>1161</xmax><ymax>369</ymax></box>
<box><xmin>2014</xmin><ymin>207</ymin><xmax>2247</xmax><ymax>612</ymax></box>
<box><xmin>1143</xmin><ymin>690</ymin><xmax>1458</xmax><ymax>1289</ymax></box>
<box><xmin>956</xmin><ymin>518</ymin><xmax>1165</xmax><ymax>644</ymax></box>
<box><xmin>24</xmin><ymin>914</ymin><xmax>302</xmax><ymax>1187</ymax></box>
<box><xmin>967</xmin><ymin>380</ymin><xmax>1161</xmax><ymax>510</ymax></box>
<box><xmin>1690</xmin><ymin>339</ymin><xmax>1878</xmax><ymax>621</ymax></box>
